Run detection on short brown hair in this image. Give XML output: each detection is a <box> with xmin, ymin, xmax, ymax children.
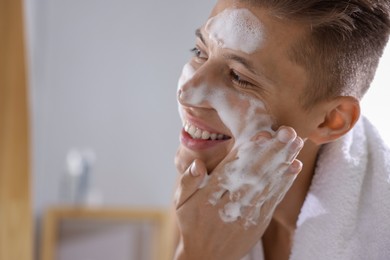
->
<box><xmin>242</xmin><ymin>0</ymin><xmax>390</xmax><ymax>108</ymax></box>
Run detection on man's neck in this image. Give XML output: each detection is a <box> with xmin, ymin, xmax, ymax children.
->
<box><xmin>262</xmin><ymin>141</ymin><xmax>321</xmax><ymax>260</ymax></box>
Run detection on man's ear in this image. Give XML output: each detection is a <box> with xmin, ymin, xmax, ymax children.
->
<box><xmin>309</xmin><ymin>96</ymin><xmax>360</xmax><ymax>145</ymax></box>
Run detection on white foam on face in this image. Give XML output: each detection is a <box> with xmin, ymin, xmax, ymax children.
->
<box><xmin>178</xmin><ymin>63</ymin><xmax>195</xmax><ymax>91</ymax></box>
<box><xmin>177</xmin><ymin>10</ymin><xmax>297</xmax><ymax>226</ymax></box>
<box><xmin>205</xmin><ymin>8</ymin><xmax>265</xmax><ymax>54</ymax></box>
<box><xmin>177</xmin><ymin>63</ymin><xmax>195</xmax><ymax>121</ymax></box>
<box><xmin>179</xmin><ymin>69</ymin><xmax>273</xmax><ymax>144</ymax></box>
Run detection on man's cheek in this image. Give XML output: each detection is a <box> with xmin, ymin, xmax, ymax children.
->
<box><xmin>215</xmin><ymin>94</ymin><xmax>274</xmax><ymax>145</ymax></box>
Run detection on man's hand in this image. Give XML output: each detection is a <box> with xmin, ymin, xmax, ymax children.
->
<box><xmin>174</xmin><ymin>127</ymin><xmax>303</xmax><ymax>260</ymax></box>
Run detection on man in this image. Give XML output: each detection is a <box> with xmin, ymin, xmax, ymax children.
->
<box><xmin>173</xmin><ymin>0</ymin><xmax>390</xmax><ymax>259</ymax></box>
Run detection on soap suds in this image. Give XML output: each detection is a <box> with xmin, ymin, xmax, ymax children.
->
<box><xmin>178</xmin><ymin>63</ymin><xmax>195</xmax><ymax>90</ymax></box>
<box><xmin>177</xmin><ymin>63</ymin><xmax>196</xmax><ymax>120</ymax></box>
<box><xmin>217</xmin><ymin>138</ymin><xmax>296</xmax><ymax>227</ymax></box>
<box><xmin>205</xmin><ymin>8</ymin><xmax>265</xmax><ymax>54</ymax></box>
<box><xmin>176</xmin><ymin>9</ymin><xmax>298</xmax><ymax>228</ymax></box>
<box><xmin>178</xmin><ymin>62</ymin><xmax>296</xmax><ymax>227</ymax></box>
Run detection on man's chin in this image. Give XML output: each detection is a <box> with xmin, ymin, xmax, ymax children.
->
<box><xmin>174</xmin><ymin>146</ymin><xmax>192</xmax><ymax>174</ymax></box>
<box><xmin>174</xmin><ymin>145</ymin><xmax>228</xmax><ymax>175</ymax></box>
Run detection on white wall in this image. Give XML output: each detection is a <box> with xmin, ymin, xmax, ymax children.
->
<box><xmin>361</xmin><ymin>43</ymin><xmax>390</xmax><ymax>145</ymax></box>
<box><xmin>25</xmin><ymin>0</ymin><xmax>216</xmax><ymax>215</ymax></box>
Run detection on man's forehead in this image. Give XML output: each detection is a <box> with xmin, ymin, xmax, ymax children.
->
<box><xmin>202</xmin><ymin>7</ymin><xmax>267</xmax><ymax>55</ymax></box>
<box><xmin>206</xmin><ymin>1</ymin><xmax>307</xmax><ymax>41</ymax></box>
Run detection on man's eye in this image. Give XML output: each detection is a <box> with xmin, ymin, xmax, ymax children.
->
<box><xmin>190</xmin><ymin>47</ymin><xmax>201</xmax><ymax>56</ymax></box>
<box><xmin>190</xmin><ymin>47</ymin><xmax>207</xmax><ymax>59</ymax></box>
<box><xmin>230</xmin><ymin>70</ymin><xmax>252</xmax><ymax>88</ymax></box>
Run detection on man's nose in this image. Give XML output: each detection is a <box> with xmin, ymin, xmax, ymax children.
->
<box><xmin>178</xmin><ymin>63</ymin><xmax>223</xmax><ymax>108</ymax></box>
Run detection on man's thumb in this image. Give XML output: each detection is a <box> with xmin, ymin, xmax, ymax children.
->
<box><xmin>175</xmin><ymin>159</ymin><xmax>207</xmax><ymax>209</ymax></box>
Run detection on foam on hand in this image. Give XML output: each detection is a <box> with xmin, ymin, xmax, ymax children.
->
<box><xmin>217</xmin><ymin>137</ymin><xmax>295</xmax><ymax>227</ymax></box>
<box><xmin>205</xmin><ymin>8</ymin><xmax>265</xmax><ymax>54</ymax></box>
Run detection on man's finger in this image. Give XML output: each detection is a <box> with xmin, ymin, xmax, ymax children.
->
<box><xmin>175</xmin><ymin>159</ymin><xmax>207</xmax><ymax>210</ymax></box>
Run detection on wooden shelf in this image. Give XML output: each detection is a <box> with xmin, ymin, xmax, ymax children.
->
<box><xmin>41</xmin><ymin>207</ymin><xmax>173</xmax><ymax>260</ymax></box>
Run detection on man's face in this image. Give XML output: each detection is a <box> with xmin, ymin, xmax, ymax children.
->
<box><xmin>176</xmin><ymin>0</ymin><xmax>321</xmax><ymax>173</ymax></box>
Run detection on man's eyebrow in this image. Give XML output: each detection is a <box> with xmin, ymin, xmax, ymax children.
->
<box><xmin>225</xmin><ymin>53</ymin><xmax>275</xmax><ymax>85</ymax></box>
<box><xmin>224</xmin><ymin>53</ymin><xmax>258</xmax><ymax>75</ymax></box>
<box><xmin>195</xmin><ymin>28</ymin><xmax>206</xmax><ymax>45</ymax></box>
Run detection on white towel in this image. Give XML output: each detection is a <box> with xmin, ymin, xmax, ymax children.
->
<box><xmin>243</xmin><ymin>116</ymin><xmax>390</xmax><ymax>260</ymax></box>
<box><xmin>291</xmin><ymin>116</ymin><xmax>390</xmax><ymax>259</ymax></box>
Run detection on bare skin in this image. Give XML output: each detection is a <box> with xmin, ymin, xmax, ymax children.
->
<box><xmin>173</xmin><ymin>0</ymin><xmax>360</xmax><ymax>259</ymax></box>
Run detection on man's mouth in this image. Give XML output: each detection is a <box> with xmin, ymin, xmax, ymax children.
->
<box><xmin>183</xmin><ymin>121</ymin><xmax>231</xmax><ymax>141</ymax></box>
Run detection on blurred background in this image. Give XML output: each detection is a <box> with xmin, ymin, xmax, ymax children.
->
<box><xmin>22</xmin><ymin>0</ymin><xmax>215</xmax><ymax>259</ymax></box>
<box><xmin>2</xmin><ymin>0</ymin><xmax>390</xmax><ymax>259</ymax></box>
<box><xmin>24</xmin><ymin>0</ymin><xmax>215</xmax><ymax>213</ymax></box>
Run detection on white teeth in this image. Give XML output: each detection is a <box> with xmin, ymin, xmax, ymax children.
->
<box><xmin>184</xmin><ymin>121</ymin><xmax>228</xmax><ymax>141</ymax></box>
<box><xmin>201</xmin><ymin>131</ymin><xmax>211</xmax><ymax>140</ymax></box>
<box><xmin>188</xmin><ymin>125</ymin><xmax>196</xmax><ymax>137</ymax></box>
<box><xmin>194</xmin><ymin>129</ymin><xmax>202</xmax><ymax>139</ymax></box>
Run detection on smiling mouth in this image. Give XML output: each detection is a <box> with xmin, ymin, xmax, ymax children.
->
<box><xmin>184</xmin><ymin>121</ymin><xmax>231</xmax><ymax>141</ymax></box>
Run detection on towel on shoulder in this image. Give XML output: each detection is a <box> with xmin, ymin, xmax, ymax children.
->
<box><xmin>243</xmin><ymin>116</ymin><xmax>390</xmax><ymax>260</ymax></box>
<box><xmin>291</xmin><ymin>116</ymin><xmax>390</xmax><ymax>260</ymax></box>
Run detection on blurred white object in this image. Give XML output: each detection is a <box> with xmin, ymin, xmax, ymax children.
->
<box><xmin>66</xmin><ymin>150</ymin><xmax>86</xmax><ymax>177</ymax></box>
<box><xmin>61</xmin><ymin>148</ymin><xmax>98</xmax><ymax>205</ymax></box>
